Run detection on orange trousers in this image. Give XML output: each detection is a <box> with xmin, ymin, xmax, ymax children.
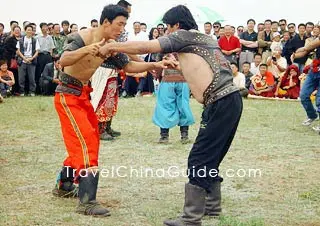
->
<box><xmin>54</xmin><ymin>86</ymin><xmax>100</xmax><ymax>177</ymax></box>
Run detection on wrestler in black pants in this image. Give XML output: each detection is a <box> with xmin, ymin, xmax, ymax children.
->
<box><xmin>188</xmin><ymin>92</ymin><xmax>243</xmax><ymax>193</ymax></box>
<box><xmin>35</xmin><ymin>53</ymin><xmax>52</xmax><ymax>94</ymax></box>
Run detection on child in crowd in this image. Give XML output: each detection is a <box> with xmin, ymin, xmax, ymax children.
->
<box><xmin>0</xmin><ymin>60</ymin><xmax>15</xmax><ymax>97</ymax></box>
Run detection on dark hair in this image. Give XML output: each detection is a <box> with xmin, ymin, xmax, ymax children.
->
<box><xmin>30</xmin><ymin>23</ymin><xmax>36</xmax><ymax>27</ymax></box>
<box><xmin>117</xmin><ymin>0</ymin><xmax>131</xmax><ymax>8</ymax></box>
<box><xmin>157</xmin><ymin>23</ymin><xmax>164</xmax><ymax>28</ymax></box>
<box><xmin>0</xmin><ymin>60</ymin><xmax>7</xmax><ymax>66</ymax></box>
<box><xmin>258</xmin><ymin>23</ymin><xmax>264</xmax><ymax>26</ymax></box>
<box><xmin>24</xmin><ymin>25</ymin><xmax>33</xmax><ymax>31</ymax></box>
<box><xmin>204</xmin><ymin>22</ymin><xmax>212</xmax><ymax>26</ymax></box>
<box><xmin>271</xmin><ymin>21</ymin><xmax>279</xmax><ymax>25</ymax></box>
<box><xmin>254</xmin><ymin>53</ymin><xmax>262</xmax><ymax>58</ymax></box>
<box><xmin>53</xmin><ymin>56</ymin><xmax>61</xmax><ymax>62</ymax></box>
<box><xmin>306</xmin><ymin>22</ymin><xmax>314</xmax><ymax>27</ymax></box>
<box><xmin>283</xmin><ymin>31</ymin><xmax>290</xmax><ymax>35</ymax></box>
<box><xmin>10</xmin><ymin>21</ymin><xmax>18</xmax><ymax>26</ymax></box>
<box><xmin>237</xmin><ymin>26</ymin><xmax>244</xmax><ymax>30</ymax></box>
<box><xmin>100</xmin><ymin>4</ymin><xmax>129</xmax><ymax>25</ymax></box>
<box><xmin>247</xmin><ymin>19</ymin><xmax>256</xmax><ymax>25</ymax></box>
<box><xmin>279</xmin><ymin>19</ymin><xmax>287</xmax><ymax>24</ymax></box>
<box><xmin>53</xmin><ymin>23</ymin><xmax>60</xmax><ymax>29</ymax></box>
<box><xmin>213</xmin><ymin>21</ymin><xmax>221</xmax><ymax>26</ymax></box>
<box><xmin>259</xmin><ymin>63</ymin><xmax>267</xmax><ymax>68</ymax></box>
<box><xmin>48</xmin><ymin>23</ymin><xmax>53</xmax><ymax>27</ymax></box>
<box><xmin>0</xmin><ymin>23</ymin><xmax>4</xmax><ymax>29</ymax></box>
<box><xmin>140</xmin><ymin>22</ymin><xmax>147</xmax><ymax>27</ymax></box>
<box><xmin>70</xmin><ymin>24</ymin><xmax>77</xmax><ymax>29</ymax></box>
<box><xmin>148</xmin><ymin>27</ymin><xmax>159</xmax><ymax>40</ymax></box>
<box><xmin>133</xmin><ymin>21</ymin><xmax>140</xmax><ymax>25</ymax></box>
<box><xmin>40</xmin><ymin>23</ymin><xmax>48</xmax><ymax>29</ymax></box>
<box><xmin>162</xmin><ymin>5</ymin><xmax>198</xmax><ymax>31</ymax></box>
<box><xmin>287</xmin><ymin>23</ymin><xmax>295</xmax><ymax>27</ymax></box>
<box><xmin>61</xmin><ymin>20</ymin><xmax>70</xmax><ymax>26</ymax></box>
<box><xmin>80</xmin><ymin>27</ymin><xmax>87</xmax><ymax>30</ymax></box>
<box><xmin>91</xmin><ymin>19</ymin><xmax>98</xmax><ymax>24</ymax></box>
<box><xmin>230</xmin><ymin>62</ymin><xmax>238</xmax><ymax>69</ymax></box>
<box><xmin>242</xmin><ymin>61</ymin><xmax>250</xmax><ymax>66</ymax></box>
<box><xmin>298</xmin><ymin>23</ymin><xmax>306</xmax><ymax>29</ymax></box>
<box><xmin>231</xmin><ymin>26</ymin><xmax>235</xmax><ymax>30</ymax></box>
<box><xmin>13</xmin><ymin>25</ymin><xmax>21</xmax><ymax>31</ymax></box>
<box><xmin>264</xmin><ymin>19</ymin><xmax>272</xmax><ymax>24</ymax></box>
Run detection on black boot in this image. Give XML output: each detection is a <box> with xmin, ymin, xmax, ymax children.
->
<box><xmin>180</xmin><ymin>126</ymin><xmax>190</xmax><ymax>144</ymax></box>
<box><xmin>204</xmin><ymin>180</ymin><xmax>221</xmax><ymax>216</ymax></box>
<box><xmin>159</xmin><ymin>128</ymin><xmax>169</xmax><ymax>144</ymax></box>
<box><xmin>106</xmin><ymin>119</ymin><xmax>121</xmax><ymax>137</ymax></box>
<box><xmin>163</xmin><ymin>183</ymin><xmax>207</xmax><ymax>226</ymax></box>
<box><xmin>52</xmin><ymin>166</ymin><xmax>78</xmax><ymax>198</ymax></box>
<box><xmin>76</xmin><ymin>171</ymin><xmax>110</xmax><ymax>217</ymax></box>
<box><xmin>99</xmin><ymin>122</ymin><xmax>114</xmax><ymax>141</ymax></box>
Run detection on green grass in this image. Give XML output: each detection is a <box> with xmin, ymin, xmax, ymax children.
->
<box><xmin>0</xmin><ymin>96</ymin><xmax>319</xmax><ymax>226</ymax></box>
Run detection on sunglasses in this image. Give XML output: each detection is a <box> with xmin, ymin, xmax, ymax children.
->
<box><xmin>288</xmin><ymin>26</ymin><xmax>295</xmax><ymax>29</ymax></box>
<box><xmin>279</xmin><ymin>24</ymin><xmax>286</xmax><ymax>26</ymax></box>
<box><xmin>213</xmin><ymin>26</ymin><xmax>220</xmax><ymax>28</ymax></box>
<box><xmin>158</xmin><ymin>27</ymin><xmax>164</xmax><ymax>30</ymax></box>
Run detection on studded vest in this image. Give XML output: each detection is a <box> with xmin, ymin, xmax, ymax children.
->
<box><xmin>158</xmin><ymin>30</ymin><xmax>239</xmax><ymax>106</ymax></box>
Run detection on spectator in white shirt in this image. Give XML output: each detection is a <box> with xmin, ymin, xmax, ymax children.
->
<box><xmin>266</xmin><ymin>46</ymin><xmax>287</xmax><ymax>81</ymax></box>
<box><xmin>231</xmin><ymin>62</ymin><xmax>248</xmax><ymax>97</ymax></box>
<box><xmin>250</xmin><ymin>53</ymin><xmax>262</xmax><ymax>75</ymax></box>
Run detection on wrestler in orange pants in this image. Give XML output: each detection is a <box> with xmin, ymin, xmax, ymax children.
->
<box><xmin>54</xmin><ymin>85</ymin><xmax>100</xmax><ymax>179</ymax></box>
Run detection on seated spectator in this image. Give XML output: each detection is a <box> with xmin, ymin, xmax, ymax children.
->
<box><xmin>242</xmin><ymin>62</ymin><xmax>254</xmax><ymax>89</ymax></box>
<box><xmin>250</xmin><ymin>53</ymin><xmax>262</xmax><ymax>75</ymax></box>
<box><xmin>270</xmin><ymin>32</ymin><xmax>282</xmax><ymax>52</ymax></box>
<box><xmin>231</xmin><ymin>63</ymin><xmax>248</xmax><ymax>97</ymax></box>
<box><xmin>266</xmin><ymin>46</ymin><xmax>287</xmax><ymax>81</ymax></box>
<box><xmin>275</xmin><ymin>64</ymin><xmax>300</xmax><ymax>99</ymax></box>
<box><xmin>249</xmin><ymin>64</ymin><xmax>275</xmax><ymax>97</ymax></box>
<box><xmin>0</xmin><ymin>60</ymin><xmax>15</xmax><ymax>97</ymax></box>
<box><xmin>39</xmin><ymin>57</ymin><xmax>61</xmax><ymax>95</ymax></box>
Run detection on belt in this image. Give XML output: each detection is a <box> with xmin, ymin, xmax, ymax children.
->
<box><xmin>242</xmin><ymin>50</ymin><xmax>255</xmax><ymax>53</ymax></box>
<box><xmin>39</xmin><ymin>51</ymin><xmax>50</xmax><ymax>55</ymax></box>
<box><xmin>55</xmin><ymin>72</ymin><xmax>83</xmax><ymax>96</ymax></box>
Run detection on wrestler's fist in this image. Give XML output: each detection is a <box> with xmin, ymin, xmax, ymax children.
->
<box><xmin>156</xmin><ymin>59</ymin><xmax>180</xmax><ymax>70</ymax></box>
<box><xmin>87</xmin><ymin>38</ymin><xmax>105</xmax><ymax>56</ymax></box>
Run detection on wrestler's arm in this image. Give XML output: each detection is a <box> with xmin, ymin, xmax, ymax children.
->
<box><xmin>294</xmin><ymin>38</ymin><xmax>320</xmax><ymax>58</ymax></box>
<box><xmin>60</xmin><ymin>48</ymin><xmax>90</xmax><ymax>67</ymax></box>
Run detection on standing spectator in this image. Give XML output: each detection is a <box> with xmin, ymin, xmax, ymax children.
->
<box><xmin>231</xmin><ymin>63</ymin><xmax>248</xmax><ymax>97</ymax></box>
<box><xmin>16</xmin><ymin>24</ymin><xmax>40</xmax><ymax>96</ymax></box>
<box><xmin>0</xmin><ymin>60</ymin><xmax>15</xmax><ymax>97</ymax></box>
<box><xmin>52</xmin><ymin>24</ymin><xmax>66</xmax><ymax>58</ymax></box>
<box><xmin>213</xmin><ymin>21</ymin><xmax>221</xmax><ymax>39</ymax></box>
<box><xmin>271</xmin><ymin>21</ymin><xmax>279</xmax><ymax>33</ymax></box>
<box><xmin>218</xmin><ymin>26</ymin><xmax>225</xmax><ymax>38</ymax></box>
<box><xmin>290</xmin><ymin>23</ymin><xmax>308</xmax><ymax>72</ymax></box>
<box><xmin>4</xmin><ymin>21</ymin><xmax>19</xmax><ymax>38</ymax></box>
<box><xmin>0</xmin><ymin>23</ymin><xmax>5</xmax><ymax>59</ymax></box>
<box><xmin>218</xmin><ymin>25</ymin><xmax>241</xmax><ymax>64</ymax></box>
<box><xmin>140</xmin><ymin>23</ymin><xmax>147</xmax><ymax>32</ymax></box>
<box><xmin>257</xmin><ymin>23</ymin><xmax>265</xmax><ymax>32</ymax></box>
<box><xmin>30</xmin><ymin>23</ymin><xmax>37</xmax><ymax>37</ymax></box>
<box><xmin>258</xmin><ymin>19</ymin><xmax>274</xmax><ymax>63</ymax></box>
<box><xmin>287</xmin><ymin>23</ymin><xmax>296</xmax><ymax>38</ymax></box>
<box><xmin>239</xmin><ymin>19</ymin><xmax>258</xmax><ymax>68</ymax></box>
<box><xmin>70</xmin><ymin>24</ymin><xmax>78</xmax><ymax>33</ymax></box>
<box><xmin>279</xmin><ymin>19</ymin><xmax>287</xmax><ymax>35</ymax></box>
<box><xmin>242</xmin><ymin>61</ymin><xmax>254</xmax><ymax>89</ymax></box>
<box><xmin>281</xmin><ymin>31</ymin><xmax>293</xmax><ymax>65</ymax></box>
<box><xmin>91</xmin><ymin>19</ymin><xmax>99</xmax><ymax>28</ymax></box>
<box><xmin>237</xmin><ymin>26</ymin><xmax>244</xmax><ymax>37</ymax></box>
<box><xmin>250</xmin><ymin>53</ymin><xmax>262</xmax><ymax>75</ymax></box>
<box><xmin>3</xmin><ymin>25</ymin><xmax>21</xmax><ymax>95</ymax></box>
<box><xmin>305</xmin><ymin>22</ymin><xmax>314</xmax><ymax>38</ymax></box>
<box><xmin>35</xmin><ymin>23</ymin><xmax>55</xmax><ymax>94</ymax></box>
<box><xmin>47</xmin><ymin>23</ymin><xmax>54</xmax><ymax>36</ymax></box>
<box><xmin>39</xmin><ymin>57</ymin><xmax>61</xmax><ymax>95</ymax></box>
<box><xmin>157</xmin><ymin>23</ymin><xmax>165</xmax><ymax>37</ymax></box>
<box><xmin>60</xmin><ymin>20</ymin><xmax>70</xmax><ymax>36</ymax></box>
<box><xmin>204</xmin><ymin>22</ymin><xmax>212</xmax><ymax>35</ymax></box>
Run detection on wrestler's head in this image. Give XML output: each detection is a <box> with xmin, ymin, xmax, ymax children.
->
<box><xmin>100</xmin><ymin>4</ymin><xmax>129</xmax><ymax>39</ymax></box>
<box><xmin>162</xmin><ymin>5</ymin><xmax>198</xmax><ymax>34</ymax></box>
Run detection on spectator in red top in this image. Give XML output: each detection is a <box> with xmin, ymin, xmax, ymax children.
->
<box><xmin>218</xmin><ymin>25</ymin><xmax>241</xmax><ymax>64</ymax></box>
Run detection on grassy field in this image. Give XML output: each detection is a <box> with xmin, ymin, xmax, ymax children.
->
<box><xmin>0</xmin><ymin>96</ymin><xmax>319</xmax><ymax>226</ymax></box>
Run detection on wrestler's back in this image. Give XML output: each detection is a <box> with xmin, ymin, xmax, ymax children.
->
<box><xmin>178</xmin><ymin>53</ymin><xmax>213</xmax><ymax>104</ymax></box>
<box><xmin>63</xmin><ymin>29</ymin><xmax>104</xmax><ymax>84</ymax></box>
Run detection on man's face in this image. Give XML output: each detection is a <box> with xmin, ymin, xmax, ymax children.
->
<box><xmin>224</xmin><ymin>26</ymin><xmax>232</xmax><ymax>36</ymax></box>
<box><xmin>306</xmin><ymin>24</ymin><xmax>314</xmax><ymax>34</ymax></box>
<box><xmin>133</xmin><ymin>23</ymin><xmax>140</xmax><ymax>34</ymax></box>
<box><xmin>231</xmin><ymin>64</ymin><xmax>238</xmax><ymax>75</ymax></box>
<box><xmin>140</xmin><ymin>25</ymin><xmax>147</xmax><ymax>32</ymax></box>
<box><xmin>157</xmin><ymin>25</ymin><xmax>164</xmax><ymax>35</ymax></box>
<box><xmin>62</xmin><ymin>24</ymin><xmax>69</xmax><ymax>32</ymax></box>
<box><xmin>264</xmin><ymin>22</ymin><xmax>271</xmax><ymax>31</ymax></box>
<box><xmin>298</xmin><ymin>26</ymin><xmax>306</xmax><ymax>35</ymax></box>
<box><xmin>48</xmin><ymin>25</ymin><xmax>53</xmax><ymax>34</ymax></box>
<box><xmin>11</xmin><ymin>23</ymin><xmax>18</xmax><ymax>31</ymax></box>
<box><xmin>258</xmin><ymin>24</ymin><xmax>264</xmax><ymax>32</ymax></box>
<box><xmin>204</xmin><ymin>24</ymin><xmax>212</xmax><ymax>34</ymax></box>
<box><xmin>26</xmin><ymin>27</ymin><xmax>33</xmax><ymax>37</ymax></box>
<box><xmin>219</xmin><ymin>28</ymin><xmax>225</xmax><ymax>37</ymax></box>
<box><xmin>91</xmin><ymin>22</ymin><xmax>98</xmax><ymax>28</ymax></box>
<box><xmin>32</xmin><ymin>26</ymin><xmax>36</xmax><ymax>36</ymax></box>
<box><xmin>288</xmin><ymin>24</ymin><xmax>296</xmax><ymax>33</ymax></box>
<box><xmin>166</xmin><ymin>24</ymin><xmax>179</xmax><ymax>34</ymax></box>
<box><xmin>53</xmin><ymin>25</ymin><xmax>60</xmax><ymax>34</ymax></box>
<box><xmin>313</xmin><ymin>27</ymin><xmax>320</xmax><ymax>37</ymax></box>
<box><xmin>254</xmin><ymin>56</ymin><xmax>262</xmax><ymax>65</ymax></box>
<box><xmin>283</xmin><ymin>32</ymin><xmax>290</xmax><ymax>41</ymax></box>
<box><xmin>259</xmin><ymin>66</ymin><xmax>267</xmax><ymax>75</ymax></box>
<box><xmin>247</xmin><ymin>21</ymin><xmax>255</xmax><ymax>30</ymax></box>
<box><xmin>13</xmin><ymin>27</ymin><xmax>21</xmax><ymax>37</ymax></box>
<box><xmin>71</xmin><ymin>25</ymin><xmax>78</xmax><ymax>33</ymax></box>
<box><xmin>271</xmin><ymin>23</ymin><xmax>278</xmax><ymax>32</ymax></box>
<box><xmin>54</xmin><ymin>60</ymin><xmax>61</xmax><ymax>70</ymax></box>
<box><xmin>279</xmin><ymin>21</ymin><xmax>287</xmax><ymax>30</ymax></box>
<box><xmin>213</xmin><ymin>24</ymin><xmax>220</xmax><ymax>33</ymax></box>
<box><xmin>242</xmin><ymin>64</ymin><xmax>250</xmax><ymax>73</ymax></box>
<box><xmin>0</xmin><ymin>25</ymin><xmax>3</xmax><ymax>33</ymax></box>
<box><xmin>41</xmin><ymin>25</ymin><xmax>48</xmax><ymax>35</ymax></box>
<box><xmin>104</xmin><ymin>16</ymin><xmax>127</xmax><ymax>39</ymax></box>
